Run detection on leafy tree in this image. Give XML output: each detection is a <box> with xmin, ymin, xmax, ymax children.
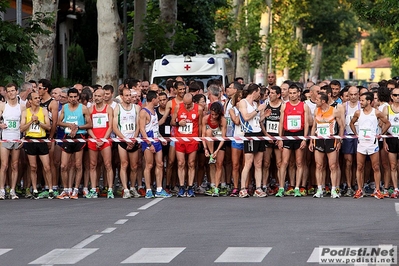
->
<box><xmin>353</xmin><ymin>0</ymin><xmax>399</xmax><ymax>76</ymax></box>
<box><xmin>67</xmin><ymin>43</ymin><xmax>91</xmax><ymax>84</ymax></box>
<box><xmin>0</xmin><ymin>2</ymin><xmax>52</xmax><ymax>84</ymax></box>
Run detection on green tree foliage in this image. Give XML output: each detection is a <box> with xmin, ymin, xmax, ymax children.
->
<box><xmin>67</xmin><ymin>43</ymin><xmax>91</xmax><ymax>84</ymax></box>
<box><xmin>270</xmin><ymin>0</ymin><xmax>310</xmax><ymax>80</ymax></box>
<box><xmin>0</xmin><ymin>3</ymin><xmax>53</xmax><ymax>85</ymax></box>
<box><xmin>353</xmin><ymin>0</ymin><xmax>399</xmax><ymax>76</ymax></box>
<box><xmin>136</xmin><ymin>0</ymin><xmax>228</xmax><ymax>59</ymax></box>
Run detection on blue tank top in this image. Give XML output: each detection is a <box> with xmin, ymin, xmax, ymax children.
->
<box><xmin>63</xmin><ymin>103</ymin><xmax>86</xmax><ymax>134</ymax></box>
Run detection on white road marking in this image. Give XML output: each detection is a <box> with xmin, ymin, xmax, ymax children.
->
<box><xmin>101</xmin><ymin>227</ymin><xmax>117</xmax><ymax>233</ymax></box>
<box><xmin>0</xmin><ymin>249</ymin><xmax>12</xmax><ymax>256</ymax></box>
<box><xmin>115</xmin><ymin>219</ymin><xmax>128</xmax><ymax>225</ymax></box>
<box><xmin>29</xmin><ymin>248</ymin><xmax>98</xmax><ymax>264</ymax></box>
<box><xmin>138</xmin><ymin>198</ymin><xmax>163</xmax><ymax>210</ymax></box>
<box><xmin>215</xmin><ymin>247</ymin><xmax>272</xmax><ymax>263</ymax></box>
<box><xmin>395</xmin><ymin>203</ymin><xmax>399</xmax><ymax>216</ymax></box>
<box><xmin>126</xmin><ymin>212</ymin><xmax>139</xmax><ymax>217</ymax></box>
<box><xmin>72</xmin><ymin>234</ymin><xmax>102</xmax><ymax>249</ymax></box>
<box><xmin>121</xmin><ymin>247</ymin><xmax>185</xmax><ymax>264</ymax></box>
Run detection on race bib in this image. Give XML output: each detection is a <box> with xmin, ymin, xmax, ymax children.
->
<box><xmin>178</xmin><ymin>122</ymin><xmax>193</xmax><ymax>134</ymax></box>
<box><xmin>266</xmin><ymin>120</ymin><xmax>279</xmax><ymax>134</ymax></box>
<box><xmin>316</xmin><ymin>123</ymin><xmax>330</xmax><ymax>137</ymax></box>
<box><xmin>165</xmin><ymin>125</ymin><xmax>171</xmax><ymax>135</ymax></box>
<box><xmin>92</xmin><ymin>113</ymin><xmax>107</xmax><ymax>128</ymax></box>
<box><xmin>5</xmin><ymin>119</ymin><xmax>19</xmax><ymax>130</ymax></box>
<box><xmin>287</xmin><ymin>115</ymin><xmax>301</xmax><ymax>130</ymax></box>
<box><xmin>121</xmin><ymin>121</ymin><xmax>135</xmax><ymax>134</ymax></box>
<box><xmin>389</xmin><ymin>125</ymin><xmax>399</xmax><ymax>136</ymax></box>
<box><xmin>29</xmin><ymin>122</ymin><xmax>41</xmax><ymax>133</ymax></box>
<box><xmin>359</xmin><ymin>128</ymin><xmax>373</xmax><ymax>141</ymax></box>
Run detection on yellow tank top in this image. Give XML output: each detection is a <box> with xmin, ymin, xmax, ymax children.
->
<box><xmin>26</xmin><ymin>107</ymin><xmax>46</xmax><ymax>138</ymax></box>
<box><xmin>315</xmin><ymin>106</ymin><xmax>337</xmax><ymax>136</ymax></box>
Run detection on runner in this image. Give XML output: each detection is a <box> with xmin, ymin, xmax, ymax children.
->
<box><xmin>20</xmin><ymin>92</ymin><xmax>53</xmax><ymax>199</ymax></box>
<box><xmin>202</xmin><ymin>102</ymin><xmax>227</xmax><ymax>197</ymax></box>
<box><xmin>113</xmin><ymin>87</ymin><xmax>141</xmax><ymax>198</ymax></box>
<box><xmin>86</xmin><ymin>88</ymin><xmax>114</xmax><ymax>199</ymax></box>
<box><xmin>350</xmin><ymin>92</ymin><xmax>391</xmax><ymax>199</ymax></box>
<box><xmin>57</xmin><ymin>88</ymin><xmax>92</xmax><ymax>199</ymax></box>
<box><xmin>309</xmin><ymin>92</ymin><xmax>344</xmax><ymax>198</ymax></box>
<box><xmin>172</xmin><ymin>93</ymin><xmax>203</xmax><ymax>197</ymax></box>
<box><xmin>0</xmin><ymin>83</ymin><xmax>25</xmax><ymax>200</ymax></box>
<box><xmin>139</xmin><ymin>91</ymin><xmax>171</xmax><ymax>198</ymax></box>
<box><xmin>276</xmin><ymin>84</ymin><xmax>310</xmax><ymax>197</ymax></box>
<box><xmin>238</xmin><ymin>83</ymin><xmax>267</xmax><ymax>198</ymax></box>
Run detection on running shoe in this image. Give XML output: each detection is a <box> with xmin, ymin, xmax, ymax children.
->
<box><xmin>307</xmin><ymin>185</ymin><xmax>315</xmax><ymax>195</ymax></box>
<box><xmin>275</xmin><ymin>188</ymin><xmax>284</xmax><ymax>197</ymax></box>
<box><xmin>391</xmin><ymin>189</ymin><xmax>399</xmax><ymax>199</ymax></box>
<box><xmin>70</xmin><ymin>189</ymin><xmax>79</xmax><ymax>200</ymax></box>
<box><xmin>353</xmin><ymin>189</ymin><xmax>363</xmax><ymax>199</ymax></box>
<box><xmin>107</xmin><ymin>189</ymin><xmax>114</xmax><ymax>199</ymax></box>
<box><xmin>24</xmin><ymin>188</ymin><xmax>33</xmax><ymax>199</ymax></box>
<box><xmin>130</xmin><ymin>187</ymin><xmax>141</xmax><ymax>198</ymax></box>
<box><xmin>138</xmin><ymin>188</ymin><xmax>146</xmax><ymax>197</ymax></box>
<box><xmin>239</xmin><ymin>188</ymin><xmax>249</xmax><ymax>198</ymax></box>
<box><xmin>10</xmin><ymin>189</ymin><xmax>19</xmax><ymax>200</ymax></box>
<box><xmin>56</xmin><ymin>190</ymin><xmax>69</xmax><ymax>199</ymax></box>
<box><xmin>86</xmin><ymin>189</ymin><xmax>98</xmax><ymax>199</ymax></box>
<box><xmin>285</xmin><ymin>186</ymin><xmax>294</xmax><ymax>196</ymax></box>
<box><xmin>123</xmin><ymin>189</ymin><xmax>131</xmax><ymax>199</ymax></box>
<box><xmin>186</xmin><ymin>188</ymin><xmax>195</xmax><ymax>198</ymax></box>
<box><xmin>205</xmin><ymin>187</ymin><xmax>214</xmax><ymax>196</ymax></box>
<box><xmin>212</xmin><ymin>187</ymin><xmax>220</xmax><ymax>197</ymax></box>
<box><xmin>364</xmin><ymin>185</ymin><xmax>374</xmax><ymax>196</ymax></box>
<box><xmin>219</xmin><ymin>186</ymin><xmax>228</xmax><ymax>196</ymax></box>
<box><xmin>5</xmin><ymin>187</ymin><xmax>10</xmax><ymax>199</ymax></box>
<box><xmin>299</xmin><ymin>187</ymin><xmax>307</xmax><ymax>196</ymax></box>
<box><xmin>345</xmin><ymin>187</ymin><xmax>354</xmax><ymax>197</ymax></box>
<box><xmin>53</xmin><ymin>190</ymin><xmax>59</xmax><ymax>197</ymax></box>
<box><xmin>15</xmin><ymin>186</ymin><xmax>23</xmax><ymax>196</ymax></box>
<box><xmin>208</xmin><ymin>156</ymin><xmax>216</xmax><ymax>164</ymax></box>
<box><xmin>267</xmin><ymin>185</ymin><xmax>279</xmax><ymax>196</ymax></box>
<box><xmin>331</xmin><ymin>190</ymin><xmax>340</xmax><ymax>199</ymax></box>
<box><xmin>388</xmin><ymin>187</ymin><xmax>395</xmax><ymax>195</ymax></box>
<box><xmin>48</xmin><ymin>191</ymin><xmax>54</xmax><ymax>199</ymax></box>
<box><xmin>177</xmin><ymin>187</ymin><xmax>186</xmax><ymax>197</ymax></box>
<box><xmin>155</xmin><ymin>189</ymin><xmax>172</xmax><ymax>198</ymax></box>
<box><xmin>195</xmin><ymin>186</ymin><xmax>206</xmax><ymax>194</ymax></box>
<box><xmin>313</xmin><ymin>189</ymin><xmax>323</xmax><ymax>198</ymax></box>
<box><xmin>0</xmin><ymin>190</ymin><xmax>5</xmax><ymax>200</ymax></box>
<box><xmin>32</xmin><ymin>191</ymin><xmax>39</xmax><ymax>200</ymax></box>
<box><xmin>382</xmin><ymin>189</ymin><xmax>390</xmax><ymax>198</ymax></box>
<box><xmin>100</xmin><ymin>187</ymin><xmax>108</xmax><ymax>197</ymax></box>
<box><xmin>293</xmin><ymin>188</ymin><xmax>302</xmax><ymax>197</ymax></box>
<box><xmin>373</xmin><ymin>190</ymin><xmax>384</xmax><ymax>199</ymax></box>
<box><xmin>253</xmin><ymin>188</ymin><xmax>267</xmax><ymax>198</ymax></box>
<box><xmin>38</xmin><ymin>190</ymin><xmax>49</xmax><ymax>199</ymax></box>
<box><xmin>145</xmin><ymin>190</ymin><xmax>154</xmax><ymax>199</ymax></box>
<box><xmin>230</xmin><ymin>188</ymin><xmax>239</xmax><ymax>197</ymax></box>
<box><xmin>82</xmin><ymin>188</ymin><xmax>90</xmax><ymax>198</ymax></box>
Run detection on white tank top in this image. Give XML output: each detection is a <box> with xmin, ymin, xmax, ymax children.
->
<box><xmin>358</xmin><ymin>108</ymin><xmax>378</xmax><ymax>142</ymax></box>
<box><xmin>305</xmin><ymin>99</ymin><xmax>317</xmax><ymax>117</ymax></box>
<box><xmin>118</xmin><ymin>103</ymin><xmax>137</xmax><ymax>138</ymax></box>
<box><xmin>232</xmin><ymin>107</ymin><xmax>245</xmax><ymax>143</ymax></box>
<box><xmin>345</xmin><ymin>101</ymin><xmax>360</xmax><ymax>134</ymax></box>
<box><xmin>225</xmin><ymin>99</ymin><xmax>234</xmax><ymax>137</ymax></box>
<box><xmin>2</xmin><ymin>103</ymin><xmax>21</xmax><ymax>140</ymax></box>
<box><xmin>239</xmin><ymin>99</ymin><xmax>261</xmax><ymax>133</ymax></box>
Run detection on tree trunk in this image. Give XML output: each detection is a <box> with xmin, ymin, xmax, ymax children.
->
<box><xmin>234</xmin><ymin>0</ymin><xmax>249</xmax><ymax>82</ymax></box>
<box><xmin>309</xmin><ymin>43</ymin><xmax>323</xmax><ymax>83</ymax></box>
<box><xmin>25</xmin><ymin>0</ymin><xmax>58</xmax><ymax>81</ymax></box>
<box><xmin>254</xmin><ymin>10</ymin><xmax>270</xmax><ymax>85</ymax></box>
<box><xmin>96</xmin><ymin>0</ymin><xmax>122</xmax><ymax>89</ymax></box>
<box><xmin>159</xmin><ymin>0</ymin><xmax>177</xmax><ymax>50</ymax></box>
<box><xmin>214</xmin><ymin>28</ymin><xmax>228</xmax><ymax>53</ymax></box>
<box><xmin>127</xmin><ymin>0</ymin><xmax>146</xmax><ymax>79</ymax></box>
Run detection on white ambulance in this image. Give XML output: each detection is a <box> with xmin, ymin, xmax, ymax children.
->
<box><xmin>150</xmin><ymin>53</ymin><xmax>234</xmax><ymax>89</ymax></box>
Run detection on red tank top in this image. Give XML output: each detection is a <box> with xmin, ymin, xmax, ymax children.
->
<box><xmin>207</xmin><ymin>115</ymin><xmax>219</xmax><ymax>129</ymax></box>
<box><xmin>91</xmin><ymin>104</ymin><xmax>109</xmax><ymax>138</ymax></box>
<box><xmin>175</xmin><ymin>103</ymin><xmax>200</xmax><ymax>137</ymax></box>
<box><xmin>283</xmin><ymin>101</ymin><xmax>305</xmax><ymax>132</ymax></box>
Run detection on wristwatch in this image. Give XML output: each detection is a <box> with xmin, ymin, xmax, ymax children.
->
<box><xmin>255</xmin><ymin>108</ymin><xmax>259</xmax><ymax>113</ymax></box>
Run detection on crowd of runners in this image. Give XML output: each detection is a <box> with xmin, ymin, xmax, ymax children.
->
<box><xmin>0</xmin><ymin>74</ymin><xmax>399</xmax><ymax>200</ymax></box>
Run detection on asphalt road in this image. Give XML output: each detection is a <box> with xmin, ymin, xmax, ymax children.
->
<box><xmin>0</xmin><ymin>195</ymin><xmax>398</xmax><ymax>266</ymax></box>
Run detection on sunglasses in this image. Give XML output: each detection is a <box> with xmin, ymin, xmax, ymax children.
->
<box><xmin>392</xmin><ymin>94</ymin><xmax>399</xmax><ymax>97</ymax></box>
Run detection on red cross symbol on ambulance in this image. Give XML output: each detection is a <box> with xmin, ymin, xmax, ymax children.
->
<box><xmin>184</xmin><ymin>64</ymin><xmax>191</xmax><ymax>71</ymax></box>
